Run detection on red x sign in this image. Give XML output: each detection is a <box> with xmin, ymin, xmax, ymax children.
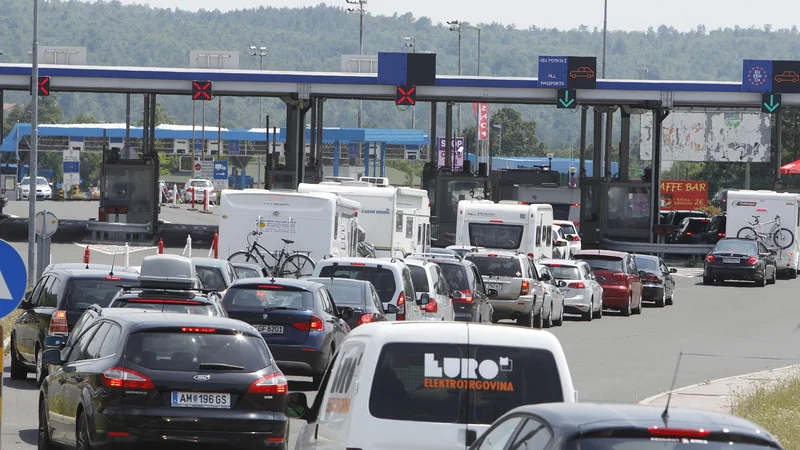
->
<box><xmin>30</xmin><ymin>76</ymin><xmax>50</xmax><ymax>96</ymax></box>
<box><xmin>192</xmin><ymin>81</ymin><xmax>213</xmax><ymax>100</ymax></box>
<box><xmin>395</xmin><ymin>85</ymin><xmax>416</xmax><ymax>106</ymax></box>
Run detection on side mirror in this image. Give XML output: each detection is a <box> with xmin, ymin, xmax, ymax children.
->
<box><xmin>24</xmin><ymin>291</ymin><xmax>31</xmax><ymax>300</ymax></box>
<box><xmin>43</xmin><ymin>335</ymin><xmax>66</xmax><ymax>349</ymax></box>
<box><xmin>286</xmin><ymin>392</ymin><xmax>311</xmax><ymax>421</ymax></box>
<box><xmin>556</xmin><ymin>241</ymin><xmax>568</xmax><ymax>247</ymax></box>
<box><xmin>338</xmin><ymin>306</ymin><xmax>354</xmax><ymax>320</ymax></box>
<box><xmin>638</xmin><ymin>270</ymin><xmax>647</xmax><ymax>278</ymax></box>
<box><xmin>450</xmin><ymin>290</ymin><xmax>463</xmax><ymax>299</ymax></box>
<box><xmin>669</xmin><ymin>268</ymin><xmax>678</xmax><ymax>273</ymax></box>
<box><xmin>487</xmin><ymin>288</ymin><xmax>499</xmax><ymax>298</ymax></box>
<box><xmin>540</xmin><ymin>273</ymin><xmax>552</xmax><ymax>282</ymax></box>
<box><xmin>385</xmin><ymin>303</ymin><xmax>400</xmax><ymax>314</ymax></box>
<box><xmin>418</xmin><ymin>293</ymin><xmax>430</xmax><ymax>305</ymax></box>
<box><xmin>19</xmin><ymin>298</ymin><xmax>32</xmax><ymax>310</ymax></box>
<box><xmin>596</xmin><ymin>276</ymin><xmax>606</xmax><ymax>283</ymax></box>
<box><xmin>556</xmin><ymin>280</ymin><xmax>568</xmax><ymax>288</ymax></box>
<box><xmin>42</xmin><ymin>348</ymin><xmax>63</xmax><ymax>366</ymax></box>
<box><xmin>769</xmin><ymin>249</ymin><xmax>778</xmax><ymax>256</ymax></box>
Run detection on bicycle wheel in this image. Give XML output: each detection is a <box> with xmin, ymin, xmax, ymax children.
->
<box><xmin>279</xmin><ymin>254</ymin><xmax>316</xmax><ymax>279</ymax></box>
<box><xmin>773</xmin><ymin>228</ymin><xmax>795</xmax><ymax>250</ymax></box>
<box><xmin>228</xmin><ymin>251</ymin><xmax>274</xmax><ymax>277</ymax></box>
<box><xmin>737</xmin><ymin>227</ymin><xmax>758</xmax><ymax>240</ymax></box>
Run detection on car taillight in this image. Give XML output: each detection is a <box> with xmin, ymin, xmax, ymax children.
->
<box><xmin>685</xmin><ymin>232</ymin><xmax>693</xmax><ymax>235</ymax></box>
<box><xmin>567</xmin><ymin>282</ymin><xmax>585</xmax><ymax>289</ymax></box>
<box><xmin>648</xmin><ymin>427</ymin><xmax>711</xmax><ymax>438</ymax></box>
<box><xmin>181</xmin><ymin>327</ymin><xmax>216</xmax><ymax>333</ymax></box>
<box><xmin>293</xmin><ymin>315</ymin><xmax>324</xmax><ymax>331</ymax></box>
<box><xmin>105</xmin><ymin>276</ymin><xmax>123</xmax><ymax>281</ymax></box>
<box><xmin>706</xmin><ymin>255</ymin><xmax>716</xmax><ymax>264</ymax></box>
<box><xmin>248</xmin><ymin>371</ymin><xmax>288</xmax><ymax>394</ymax></box>
<box><xmin>49</xmin><ymin>310</ymin><xmax>68</xmax><ymax>334</ymax></box>
<box><xmin>612</xmin><ymin>273</ymin><xmax>627</xmax><ymax>282</ymax></box>
<box><xmin>397</xmin><ymin>292</ymin><xmax>406</xmax><ymax>320</ymax></box>
<box><xmin>424</xmin><ymin>299</ymin><xmax>438</xmax><ymax>313</ymax></box>
<box><xmin>571</xmin><ymin>235</ymin><xmax>580</xmax><ymax>241</ymax></box>
<box><xmin>643</xmin><ymin>274</ymin><xmax>661</xmax><ymax>283</ymax></box>
<box><xmin>527</xmin><ymin>253</ymin><xmax>534</xmax><ymax>259</ymax></box>
<box><xmin>520</xmin><ymin>280</ymin><xmax>530</xmax><ymax>296</ymax></box>
<box><xmin>747</xmin><ymin>256</ymin><xmax>758</xmax><ymax>265</ymax></box>
<box><xmin>357</xmin><ymin>313</ymin><xmax>376</xmax><ymax>326</ymax></box>
<box><xmin>458</xmin><ymin>290</ymin><xmax>474</xmax><ymax>303</ymax></box>
<box><xmin>717</xmin><ymin>233</ymin><xmax>726</xmax><ymax>237</ymax></box>
<box><xmin>102</xmin><ymin>367</ymin><xmax>155</xmax><ymax>389</ymax></box>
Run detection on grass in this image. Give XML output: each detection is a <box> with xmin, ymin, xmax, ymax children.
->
<box><xmin>730</xmin><ymin>370</ymin><xmax>800</xmax><ymax>450</ymax></box>
<box><xmin>0</xmin><ymin>309</ymin><xmax>22</xmax><ymax>354</ymax></box>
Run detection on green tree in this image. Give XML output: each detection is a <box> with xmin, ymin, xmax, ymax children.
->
<box><xmin>135</xmin><ymin>102</ymin><xmax>177</xmax><ymax>127</ymax></box>
<box><xmin>488</xmin><ymin>108</ymin><xmax>546</xmax><ymax>156</ymax></box>
<box><xmin>70</xmin><ymin>113</ymin><xmax>98</xmax><ymax>124</ymax></box>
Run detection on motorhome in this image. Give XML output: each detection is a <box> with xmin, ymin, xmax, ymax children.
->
<box><xmin>298</xmin><ymin>180</ymin><xmax>431</xmax><ymax>256</ymax></box>
<box><xmin>455</xmin><ymin>200</ymin><xmax>554</xmax><ymax>260</ymax></box>
<box><xmin>725</xmin><ymin>190</ymin><xmax>800</xmax><ymax>278</ymax></box>
<box><xmin>218</xmin><ymin>190</ymin><xmax>361</xmax><ymax>264</ymax></box>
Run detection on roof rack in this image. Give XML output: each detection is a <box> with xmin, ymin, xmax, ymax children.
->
<box><xmin>407</xmin><ymin>252</ymin><xmax>463</xmax><ymax>261</ymax></box>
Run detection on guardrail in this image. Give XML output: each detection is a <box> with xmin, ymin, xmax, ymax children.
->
<box><xmin>86</xmin><ymin>220</ymin><xmax>152</xmax><ymax>243</ymax></box>
<box><xmin>600</xmin><ymin>238</ymin><xmax>714</xmax><ymax>256</ymax></box>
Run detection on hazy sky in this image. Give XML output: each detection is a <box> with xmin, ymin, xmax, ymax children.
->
<box><xmin>118</xmin><ymin>0</ymin><xmax>800</xmax><ymax>32</ymax></box>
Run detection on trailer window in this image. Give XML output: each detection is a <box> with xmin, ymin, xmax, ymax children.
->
<box><xmin>468</xmin><ymin>223</ymin><xmax>524</xmax><ymax>250</ymax></box>
<box><xmin>334</xmin><ymin>213</ymin><xmax>339</xmax><ymax>240</ymax></box>
<box><xmin>406</xmin><ymin>216</ymin><xmax>414</xmax><ymax>239</ymax></box>
<box><xmin>396</xmin><ymin>212</ymin><xmax>404</xmax><ymax>232</ymax></box>
<box><xmin>417</xmin><ymin>225</ymin><xmax>422</xmax><ymax>245</ymax></box>
<box><xmin>546</xmin><ymin>226</ymin><xmax>553</xmax><ymax>246</ymax></box>
<box><xmin>535</xmin><ymin>226</ymin><xmax>542</xmax><ymax>246</ymax></box>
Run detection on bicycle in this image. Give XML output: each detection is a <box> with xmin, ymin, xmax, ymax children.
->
<box><xmin>227</xmin><ymin>218</ymin><xmax>316</xmax><ymax>279</ymax></box>
<box><xmin>736</xmin><ymin>214</ymin><xmax>794</xmax><ymax>250</ymax></box>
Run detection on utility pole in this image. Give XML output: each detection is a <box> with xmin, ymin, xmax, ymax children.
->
<box><xmin>346</xmin><ymin>0</ymin><xmax>367</xmax><ymax>128</ymax></box>
<box><xmin>602</xmin><ymin>0</ymin><xmax>608</xmax><ymax>78</ymax></box>
<box><xmin>403</xmin><ymin>37</ymin><xmax>416</xmax><ymax>129</ymax></box>
<box><xmin>250</xmin><ymin>46</ymin><xmax>267</xmax><ymax>128</ymax></box>
<box><xmin>28</xmin><ymin>0</ymin><xmax>40</xmax><ymax>284</ymax></box>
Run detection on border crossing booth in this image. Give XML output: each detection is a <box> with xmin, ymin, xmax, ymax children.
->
<box><xmin>580</xmin><ymin>179</ymin><xmax>653</xmax><ymax>244</ymax></box>
<box><xmin>98</xmin><ymin>149</ymin><xmax>158</xmax><ymax>228</ymax></box>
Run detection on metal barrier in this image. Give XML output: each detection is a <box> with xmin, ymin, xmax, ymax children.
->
<box><xmin>86</xmin><ymin>220</ymin><xmax>152</xmax><ymax>243</ymax></box>
<box><xmin>600</xmin><ymin>238</ymin><xmax>714</xmax><ymax>256</ymax></box>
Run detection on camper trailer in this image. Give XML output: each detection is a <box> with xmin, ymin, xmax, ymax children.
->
<box><xmin>455</xmin><ymin>200</ymin><xmax>554</xmax><ymax>260</ymax></box>
<box><xmin>298</xmin><ymin>181</ymin><xmax>431</xmax><ymax>256</ymax></box>
<box><xmin>218</xmin><ymin>190</ymin><xmax>361</xmax><ymax>264</ymax></box>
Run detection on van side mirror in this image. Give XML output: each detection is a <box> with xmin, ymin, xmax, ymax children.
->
<box><xmin>338</xmin><ymin>306</ymin><xmax>354</xmax><ymax>320</ymax></box>
<box><xmin>638</xmin><ymin>270</ymin><xmax>647</xmax><ymax>278</ymax></box>
<box><xmin>418</xmin><ymin>293</ymin><xmax>430</xmax><ymax>305</ymax></box>
<box><xmin>596</xmin><ymin>276</ymin><xmax>606</xmax><ymax>283</ymax></box>
<box><xmin>385</xmin><ymin>303</ymin><xmax>400</xmax><ymax>314</ymax></box>
<box><xmin>286</xmin><ymin>392</ymin><xmax>310</xmax><ymax>421</ymax></box>
<box><xmin>43</xmin><ymin>335</ymin><xmax>66</xmax><ymax>349</ymax></box>
<box><xmin>42</xmin><ymin>349</ymin><xmax>63</xmax><ymax>366</ymax></box>
<box><xmin>450</xmin><ymin>290</ymin><xmax>463</xmax><ymax>299</ymax></box>
<box><xmin>669</xmin><ymin>268</ymin><xmax>677</xmax><ymax>273</ymax></box>
<box><xmin>540</xmin><ymin>272</ymin><xmax>552</xmax><ymax>282</ymax></box>
<box><xmin>556</xmin><ymin>280</ymin><xmax>568</xmax><ymax>288</ymax></box>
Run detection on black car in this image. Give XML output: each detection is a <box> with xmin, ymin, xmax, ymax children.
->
<box><xmin>672</xmin><ymin>217</ymin><xmax>711</xmax><ymax>244</ymax></box>
<box><xmin>469</xmin><ymin>402</ymin><xmax>783</xmax><ymax>450</ymax></box>
<box><xmin>307</xmin><ymin>277</ymin><xmax>396</xmax><ymax>328</ymax></box>
<box><xmin>10</xmin><ymin>267</ymin><xmax>139</xmax><ymax>385</ymax></box>
<box><xmin>703</xmin><ymin>238</ymin><xmax>778</xmax><ymax>287</ymax></box>
<box><xmin>633</xmin><ymin>254</ymin><xmax>677</xmax><ymax>307</ymax></box>
<box><xmin>700</xmin><ymin>214</ymin><xmax>727</xmax><ymax>245</ymax></box>
<box><xmin>221</xmin><ymin>278</ymin><xmax>353</xmax><ymax>386</ymax></box>
<box><xmin>663</xmin><ymin>210</ymin><xmax>708</xmax><ymax>243</ymax></box>
<box><xmin>39</xmin><ymin>312</ymin><xmax>290</xmax><ymax>450</ymax></box>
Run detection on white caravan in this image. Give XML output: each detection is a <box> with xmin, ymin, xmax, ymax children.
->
<box><xmin>298</xmin><ymin>181</ymin><xmax>431</xmax><ymax>257</ymax></box>
<box><xmin>218</xmin><ymin>189</ymin><xmax>361</xmax><ymax>264</ymax></box>
<box><xmin>726</xmin><ymin>190</ymin><xmax>800</xmax><ymax>278</ymax></box>
<box><xmin>455</xmin><ymin>200</ymin><xmax>554</xmax><ymax>260</ymax></box>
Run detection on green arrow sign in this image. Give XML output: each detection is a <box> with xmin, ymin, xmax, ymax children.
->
<box><xmin>557</xmin><ymin>89</ymin><xmax>576</xmax><ymax>109</ymax></box>
<box><xmin>762</xmin><ymin>93</ymin><xmax>781</xmax><ymax>113</ymax></box>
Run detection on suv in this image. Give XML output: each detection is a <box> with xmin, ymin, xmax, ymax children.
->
<box><xmin>672</xmin><ymin>217</ymin><xmax>711</xmax><ymax>244</ymax></box>
<box><xmin>192</xmin><ymin>257</ymin><xmax>239</xmax><ymax>294</ymax></box>
<box><xmin>312</xmin><ymin>257</ymin><xmax>422</xmax><ymax>321</ymax></box>
<box><xmin>464</xmin><ymin>251</ymin><xmax>544</xmax><ymax>327</ymax></box>
<box><xmin>404</xmin><ymin>258</ymin><xmax>456</xmax><ymax>321</ymax></box>
<box><xmin>574</xmin><ymin>250</ymin><xmax>644</xmax><ymax>317</ymax></box>
<box><xmin>39</xmin><ymin>312</ymin><xmax>290</xmax><ymax>449</ymax></box>
<box><xmin>700</xmin><ymin>214</ymin><xmax>727</xmax><ymax>244</ymax></box>
<box><xmin>10</xmin><ymin>267</ymin><xmax>139</xmax><ymax>385</ymax></box>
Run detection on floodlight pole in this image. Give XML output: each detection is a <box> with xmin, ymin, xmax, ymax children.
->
<box><xmin>28</xmin><ymin>0</ymin><xmax>40</xmax><ymax>284</ymax></box>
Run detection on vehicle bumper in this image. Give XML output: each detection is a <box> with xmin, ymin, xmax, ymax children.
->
<box><xmin>489</xmin><ymin>297</ymin><xmax>535</xmax><ymax>320</ymax></box>
<box><xmin>642</xmin><ymin>284</ymin><xmax>665</xmax><ymax>301</ymax></box>
<box><xmin>600</xmin><ymin>285</ymin><xmax>631</xmax><ymax>308</ymax></box>
<box><xmin>704</xmin><ymin>265</ymin><xmax>763</xmax><ymax>281</ymax></box>
<box><xmin>268</xmin><ymin>343</ymin><xmax>329</xmax><ymax>376</ymax></box>
<box><xmin>98</xmin><ymin>421</ymin><xmax>288</xmax><ymax>449</ymax></box>
<box><xmin>562</xmin><ymin>291</ymin><xmax>592</xmax><ymax>314</ymax></box>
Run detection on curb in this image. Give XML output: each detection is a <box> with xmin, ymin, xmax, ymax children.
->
<box><xmin>639</xmin><ymin>364</ymin><xmax>800</xmax><ymax>406</ymax></box>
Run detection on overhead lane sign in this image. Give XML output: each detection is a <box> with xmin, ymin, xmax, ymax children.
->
<box><xmin>538</xmin><ymin>56</ymin><xmax>597</xmax><ymax>90</ymax></box>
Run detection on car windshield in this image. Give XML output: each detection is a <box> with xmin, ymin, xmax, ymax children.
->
<box><xmin>438</xmin><ymin>263</ymin><xmax>470</xmax><ymax>290</ymax></box>
<box><xmin>190</xmin><ymin>180</ymin><xmax>212</xmax><ymax>187</ymax></box>
<box><xmin>317</xmin><ymin>265</ymin><xmax>397</xmax><ymax>304</ymax></box>
<box><xmin>222</xmin><ymin>287</ymin><xmax>313</xmax><ymax>310</ymax></box>
<box><xmin>21</xmin><ymin>177</ymin><xmax>49</xmax><ymax>186</ymax></box>
<box><xmin>369</xmin><ymin>343</ymin><xmax>563</xmax><ymax>425</ymax></box>
<box><xmin>65</xmin><ymin>278</ymin><xmax>132</xmax><ymax>311</ymax></box>
<box><xmin>565</xmin><ymin>438</ymin><xmax>775</xmax><ymax>450</ymax></box>
<box><xmin>714</xmin><ymin>240</ymin><xmax>758</xmax><ymax>254</ymax></box>
<box><xmin>408</xmin><ymin>265</ymin><xmax>430</xmax><ymax>292</ymax></box>
<box><xmin>37</xmin><ymin>178</ymin><xmax>49</xmax><ymax>185</ymax></box>
<box><xmin>125</xmin><ymin>330</ymin><xmax>270</xmax><ymax>372</ymax></box>
<box><xmin>468</xmin><ymin>256</ymin><xmax>523</xmax><ymax>278</ymax></box>
<box><xmin>111</xmin><ymin>299</ymin><xmax>218</xmax><ymax>315</ymax></box>
<box><xmin>195</xmin><ymin>266</ymin><xmax>226</xmax><ymax>291</ymax></box>
<box><xmin>580</xmin><ymin>256</ymin><xmax>624</xmax><ymax>272</ymax></box>
<box><xmin>317</xmin><ymin>281</ymin><xmax>366</xmax><ymax>306</ymax></box>
<box><xmin>468</xmin><ymin>223</ymin><xmax>524</xmax><ymax>250</ymax></box>
<box><xmin>233</xmin><ymin>266</ymin><xmax>262</xmax><ymax>279</ymax></box>
<box><xmin>547</xmin><ymin>265</ymin><xmax>581</xmax><ymax>279</ymax></box>
<box><xmin>633</xmin><ymin>257</ymin><xmax>659</xmax><ymax>272</ymax></box>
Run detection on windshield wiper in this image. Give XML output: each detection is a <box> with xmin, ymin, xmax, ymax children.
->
<box><xmin>198</xmin><ymin>363</ymin><xmax>245</xmax><ymax>371</ymax></box>
<box><xmin>263</xmin><ymin>306</ymin><xmax>298</xmax><ymax>311</ymax></box>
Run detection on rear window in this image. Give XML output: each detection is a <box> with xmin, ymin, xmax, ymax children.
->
<box><xmin>633</xmin><ymin>257</ymin><xmax>658</xmax><ymax>273</ymax></box>
<box><xmin>558</xmin><ymin>224</ymin><xmax>577</xmax><ymax>235</ymax></box>
<box><xmin>468</xmin><ymin>256</ymin><xmax>523</xmax><ymax>278</ymax></box>
<box><xmin>196</xmin><ymin>266</ymin><xmax>226</xmax><ymax>291</ymax></box>
<box><xmin>222</xmin><ymin>286</ymin><xmax>314</xmax><ymax>310</ymax></box>
<box><xmin>112</xmin><ymin>299</ymin><xmax>218</xmax><ymax>316</ymax></box>
<box><xmin>65</xmin><ymin>278</ymin><xmax>132</xmax><ymax>311</ymax></box>
<box><xmin>580</xmin><ymin>256</ymin><xmax>624</xmax><ymax>272</ymax></box>
<box><xmin>565</xmin><ymin>438</ymin><xmax>775</xmax><ymax>450</ymax></box>
<box><xmin>438</xmin><ymin>263</ymin><xmax>470</xmax><ymax>290</ymax></box>
<box><xmin>408</xmin><ymin>265</ymin><xmax>430</xmax><ymax>292</ymax></box>
<box><xmin>125</xmin><ymin>330</ymin><xmax>271</xmax><ymax>372</ymax></box>
<box><xmin>318</xmin><ymin>265</ymin><xmax>397</xmax><ymax>304</ymax></box>
<box><xmin>318</xmin><ymin>282</ymin><xmax>366</xmax><ymax>306</ymax></box>
<box><xmin>369</xmin><ymin>343</ymin><xmax>563</xmax><ymax>425</ymax></box>
<box><xmin>714</xmin><ymin>240</ymin><xmax>758</xmax><ymax>254</ymax></box>
<box><xmin>233</xmin><ymin>266</ymin><xmax>262</xmax><ymax>279</ymax></box>
<box><xmin>684</xmin><ymin>219</ymin><xmax>710</xmax><ymax>233</ymax></box>
<box><xmin>546</xmin><ymin>265</ymin><xmax>581</xmax><ymax>280</ymax></box>
<box><xmin>468</xmin><ymin>223</ymin><xmax>524</xmax><ymax>250</ymax></box>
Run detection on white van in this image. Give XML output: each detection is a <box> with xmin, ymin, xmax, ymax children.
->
<box><xmin>299</xmin><ymin>181</ymin><xmax>432</xmax><ymax>257</ymax></box>
<box><xmin>455</xmin><ymin>200</ymin><xmax>554</xmax><ymax>260</ymax></box>
<box><xmin>288</xmin><ymin>321</ymin><xmax>576</xmax><ymax>450</ymax></box>
<box><xmin>726</xmin><ymin>190</ymin><xmax>800</xmax><ymax>278</ymax></box>
<box><xmin>218</xmin><ymin>190</ymin><xmax>361</xmax><ymax>264</ymax></box>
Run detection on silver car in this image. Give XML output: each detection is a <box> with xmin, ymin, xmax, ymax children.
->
<box><xmin>465</xmin><ymin>251</ymin><xmax>545</xmax><ymax>327</ymax></box>
<box><xmin>534</xmin><ymin>263</ymin><xmax>566</xmax><ymax>328</ymax></box>
<box><xmin>541</xmin><ymin>258</ymin><xmax>604</xmax><ymax>321</ymax></box>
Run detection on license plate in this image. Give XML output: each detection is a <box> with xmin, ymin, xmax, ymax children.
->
<box><xmin>487</xmin><ymin>284</ymin><xmax>503</xmax><ymax>291</ymax></box>
<box><xmin>256</xmin><ymin>325</ymin><xmax>284</xmax><ymax>334</ymax></box>
<box><xmin>723</xmin><ymin>258</ymin><xmax>740</xmax><ymax>264</ymax></box>
<box><xmin>171</xmin><ymin>392</ymin><xmax>231</xmax><ymax>409</ymax></box>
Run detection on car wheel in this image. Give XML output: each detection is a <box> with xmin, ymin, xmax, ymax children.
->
<box><xmin>666</xmin><ymin>288</ymin><xmax>674</xmax><ymax>306</ymax></box>
<box><xmin>582</xmin><ymin>297</ymin><xmax>593</xmax><ymax>322</ymax></box>
<box><xmin>621</xmin><ymin>295</ymin><xmax>632</xmax><ymax>317</ymax></box>
<box><xmin>593</xmin><ymin>298</ymin><xmax>603</xmax><ymax>319</ymax></box>
<box><xmin>76</xmin><ymin>410</ymin><xmax>92</xmax><ymax>450</ymax></box>
<box><xmin>553</xmin><ymin>300</ymin><xmax>564</xmax><ymax>326</ymax></box>
<box><xmin>702</xmin><ymin>275</ymin><xmax>714</xmax><ymax>285</ymax></box>
<box><xmin>35</xmin><ymin>345</ymin><xmax>48</xmax><ymax>387</ymax></box>
<box><xmin>768</xmin><ymin>267</ymin><xmax>777</xmax><ymax>285</ymax></box>
<box><xmin>10</xmin><ymin>337</ymin><xmax>28</xmax><ymax>380</ymax></box>
<box><xmin>757</xmin><ymin>269</ymin><xmax>767</xmax><ymax>287</ymax></box>
<box><xmin>655</xmin><ymin>289</ymin><xmax>666</xmax><ymax>308</ymax></box>
<box><xmin>632</xmin><ymin>295</ymin><xmax>643</xmax><ymax>315</ymax></box>
<box><xmin>543</xmin><ymin>301</ymin><xmax>554</xmax><ymax>328</ymax></box>
<box><xmin>516</xmin><ymin>308</ymin><xmax>533</xmax><ymax>327</ymax></box>
<box><xmin>38</xmin><ymin>399</ymin><xmax>53</xmax><ymax>450</ymax></box>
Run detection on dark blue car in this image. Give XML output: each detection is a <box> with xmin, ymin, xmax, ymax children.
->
<box><xmin>221</xmin><ymin>278</ymin><xmax>353</xmax><ymax>386</ymax></box>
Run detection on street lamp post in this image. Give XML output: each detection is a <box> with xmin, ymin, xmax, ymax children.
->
<box><xmin>602</xmin><ymin>0</ymin><xmax>608</xmax><ymax>78</ymax></box>
<box><xmin>346</xmin><ymin>0</ymin><xmax>367</xmax><ymax>128</ymax></box>
<box><xmin>448</xmin><ymin>21</ymin><xmax>482</xmax><ymax>140</ymax></box>
<box><xmin>249</xmin><ymin>46</ymin><xmax>267</xmax><ymax>128</ymax></box>
<box><xmin>547</xmin><ymin>153</ymin><xmax>554</xmax><ymax>169</ymax></box>
<box><xmin>403</xmin><ymin>37</ymin><xmax>417</xmax><ymax>130</ymax></box>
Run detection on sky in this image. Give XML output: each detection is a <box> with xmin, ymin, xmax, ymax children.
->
<box><xmin>115</xmin><ymin>0</ymin><xmax>800</xmax><ymax>32</ymax></box>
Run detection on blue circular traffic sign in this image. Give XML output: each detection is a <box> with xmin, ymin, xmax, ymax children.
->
<box><xmin>0</xmin><ymin>239</ymin><xmax>28</xmax><ymax>319</ymax></box>
<box><xmin>56</xmin><ymin>183</ymin><xmax>62</xmax><ymax>189</ymax></box>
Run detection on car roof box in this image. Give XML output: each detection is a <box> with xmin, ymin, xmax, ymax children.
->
<box><xmin>138</xmin><ymin>255</ymin><xmax>196</xmax><ymax>290</ymax></box>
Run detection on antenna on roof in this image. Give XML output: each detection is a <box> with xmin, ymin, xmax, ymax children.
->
<box><xmin>110</xmin><ymin>253</ymin><xmax>117</xmax><ymax>277</ymax></box>
<box><xmin>662</xmin><ymin>351</ymin><xmax>683</xmax><ymax>423</ymax></box>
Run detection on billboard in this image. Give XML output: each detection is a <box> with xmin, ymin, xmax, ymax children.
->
<box><xmin>436</xmin><ymin>137</ymin><xmax>465</xmax><ymax>171</ymax></box>
<box><xmin>640</xmin><ymin>111</ymin><xmax>771</xmax><ymax>162</ymax></box>
<box><xmin>660</xmin><ymin>180</ymin><xmax>709</xmax><ymax>210</ymax></box>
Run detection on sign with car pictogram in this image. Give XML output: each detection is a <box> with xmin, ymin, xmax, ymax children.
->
<box><xmin>538</xmin><ymin>56</ymin><xmax>597</xmax><ymax>91</ymax></box>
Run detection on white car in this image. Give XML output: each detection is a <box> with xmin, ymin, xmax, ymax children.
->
<box><xmin>405</xmin><ymin>258</ymin><xmax>456</xmax><ymax>321</ymax></box>
<box><xmin>554</xmin><ymin>220</ymin><xmax>582</xmax><ymax>257</ymax></box>
<box><xmin>552</xmin><ymin>225</ymin><xmax>571</xmax><ymax>259</ymax></box>
<box><xmin>182</xmin><ymin>178</ymin><xmax>216</xmax><ymax>204</ymax></box>
<box><xmin>16</xmin><ymin>176</ymin><xmax>52</xmax><ymax>200</ymax></box>
<box><xmin>534</xmin><ymin>263</ymin><xmax>565</xmax><ymax>328</ymax></box>
<box><xmin>541</xmin><ymin>258</ymin><xmax>604</xmax><ymax>321</ymax></box>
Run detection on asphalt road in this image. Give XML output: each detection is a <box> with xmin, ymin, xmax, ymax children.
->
<box><xmin>3</xmin><ymin>253</ymin><xmax>800</xmax><ymax>449</ymax></box>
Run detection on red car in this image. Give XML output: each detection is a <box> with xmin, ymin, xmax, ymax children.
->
<box><xmin>573</xmin><ymin>250</ymin><xmax>644</xmax><ymax>316</ymax></box>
